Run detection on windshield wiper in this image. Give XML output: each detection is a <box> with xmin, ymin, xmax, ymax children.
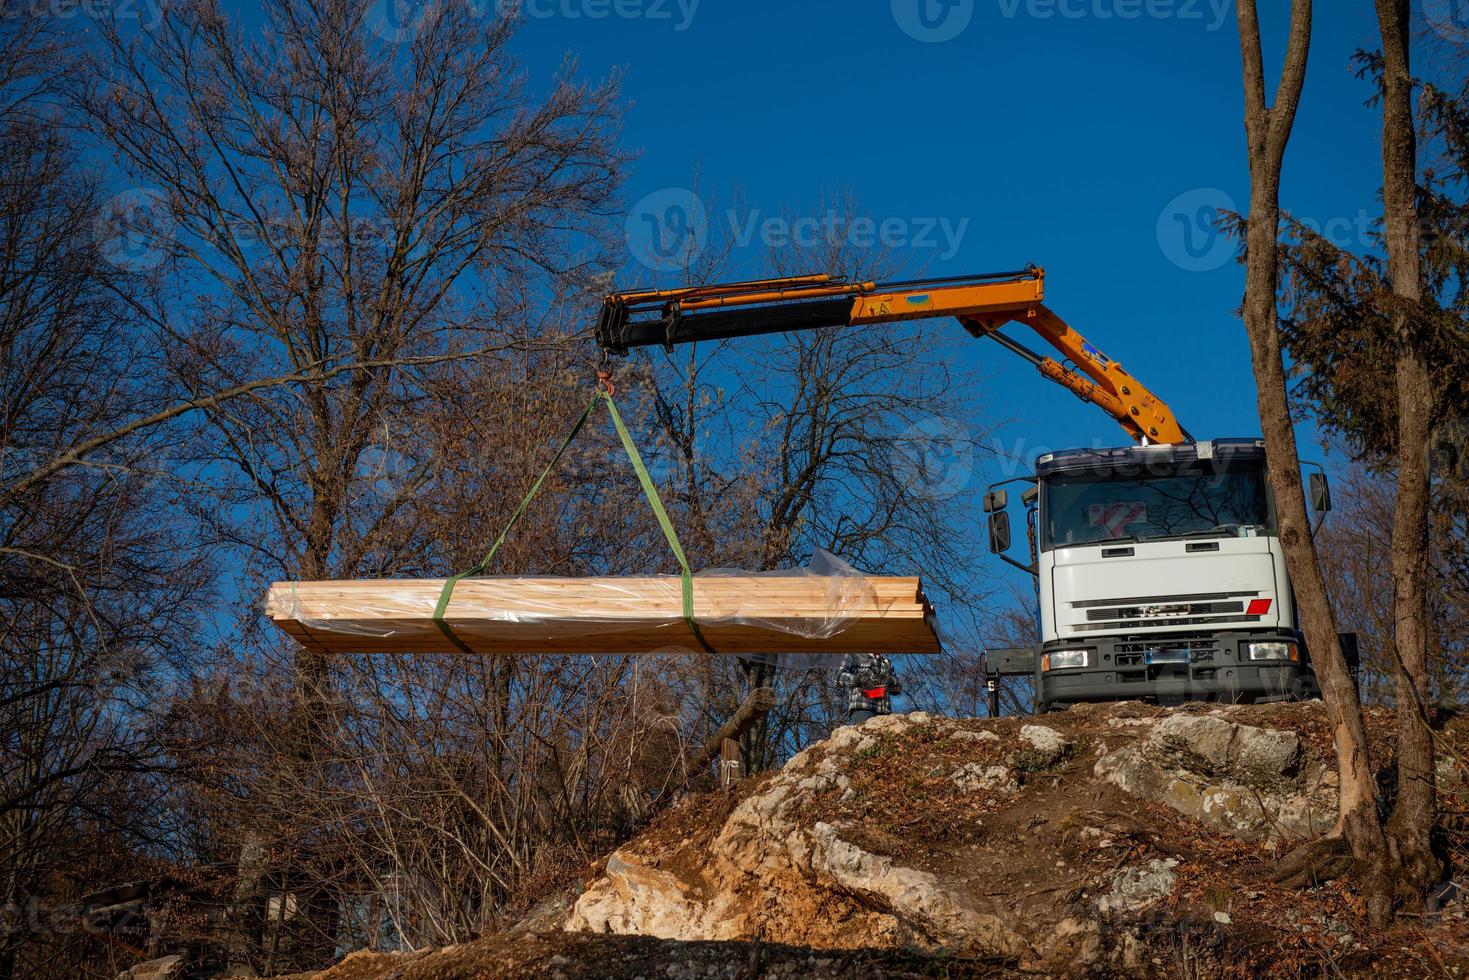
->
<box><xmin>1055</xmin><ymin>534</ymin><xmax>1139</xmax><ymax>550</ymax></box>
<box><xmin>1138</xmin><ymin>525</ymin><xmax>1257</xmax><ymax>544</ymax></box>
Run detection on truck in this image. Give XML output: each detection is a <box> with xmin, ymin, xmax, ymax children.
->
<box><xmin>596</xmin><ymin>265</ymin><xmax>1349</xmax><ymax>713</ymax></box>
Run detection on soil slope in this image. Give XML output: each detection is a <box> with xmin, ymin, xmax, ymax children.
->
<box><xmin>289</xmin><ymin>702</ymin><xmax>1469</xmax><ymax>978</ymax></box>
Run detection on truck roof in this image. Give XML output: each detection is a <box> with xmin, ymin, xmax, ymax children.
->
<box><xmin>1034</xmin><ymin>438</ymin><xmax>1267</xmax><ymax>476</ymax></box>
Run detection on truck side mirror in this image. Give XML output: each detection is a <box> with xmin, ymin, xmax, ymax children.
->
<box><xmin>1309</xmin><ymin>472</ymin><xmax>1331</xmax><ymax>513</ymax></box>
<box><xmin>1021</xmin><ymin>484</ymin><xmax>1039</xmax><ymax>508</ymax></box>
<box><xmin>988</xmin><ymin>511</ymin><xmax>1012</xmax><ymax>554</ymax></box>
<box><xmin>983</xmin><ymin>489</ymin><xmax>1008</xmax><ymax>514</ymax></box>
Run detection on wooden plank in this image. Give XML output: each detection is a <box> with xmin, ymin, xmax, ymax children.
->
<box><xmin>265</xmin><ymin>573</ymin><xmax>942</xmax><ymax>656</ymax></box>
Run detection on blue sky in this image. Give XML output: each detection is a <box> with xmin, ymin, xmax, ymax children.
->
<box><xmin>167</xmin><ymin>0</ymin><xmax>1436</xmax><ymax>631</ymax></box>
<box><xmin>492</xmin><ymin>0</ymin><xmax>1440</xmax><ymax>611</ymax></box>
<box><xmin>503</xmin><ymin>0</ymin><xmax>1398</xmax><ymax>464</ymax></box>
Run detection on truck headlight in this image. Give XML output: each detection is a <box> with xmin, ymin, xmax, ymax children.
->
<box><xmin>1247</xmin><ymin>641</ymin><xmax>1299</xmax><ymax>662</ymax></box>
<box><xmin>1042</xmin><ymin>650</ymin><xmax>1090</xmax><ymax>671</ymax></box>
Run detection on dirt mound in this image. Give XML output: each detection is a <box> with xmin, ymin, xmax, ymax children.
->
<box><xmin>296</xmin><ymin>702</ymin><xmax>1469</xmax><ymax>978</ymax></box>
<box><xmin>565</xmin><ymin>702</ymin><xmax>1469</xmax><ymax>976</ymax></box>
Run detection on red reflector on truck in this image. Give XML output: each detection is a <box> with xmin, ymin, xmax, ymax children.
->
<box><xmin>1246</xmin><ymin>599</ymin><xmax>1273</xmax><ymax>616</ymax></box>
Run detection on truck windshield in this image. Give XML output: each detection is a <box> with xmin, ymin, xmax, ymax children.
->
<box><xmin>1042</xmin><ymin>463</ymin><xmax>1274</xmax><ymax>550</ymax></box>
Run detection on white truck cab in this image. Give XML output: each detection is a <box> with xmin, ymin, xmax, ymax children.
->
<box><xmin>985</xmin><ymin>439</ymin><xmax>1346</xmax><ymax>711</ymax></box>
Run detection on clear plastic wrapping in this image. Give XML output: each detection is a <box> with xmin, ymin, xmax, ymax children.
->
<box><xmin>265</xmin><ymin>550</ymin><xmax>940</xmax><ymax>656</ymax></box>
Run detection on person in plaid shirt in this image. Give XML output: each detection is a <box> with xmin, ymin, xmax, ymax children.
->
<box><xmin>837</xmin><ymin>653</ymin><xmax>903</xmax><ymax>725</ymax></box>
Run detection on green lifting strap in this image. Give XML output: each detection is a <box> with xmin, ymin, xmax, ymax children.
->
<box><xmin>431</xmin><ymin>385</ymin><xmax>717</xmax><ymax>655</ymax></box>
<box><xmin>599</xmin><ymin>389</ymin><xmax>718</xmax><ymax>655</ymax></box>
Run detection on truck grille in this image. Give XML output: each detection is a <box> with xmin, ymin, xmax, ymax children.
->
<box><xmin>1111</xmin><ymin>634</ymin><xmax>1221</xmax><ymax>668</ymax></box>
<box><xmin>1071</xmin><ymin>592</ymin><xmax>1264</xmax><ymax>632</ymax></box>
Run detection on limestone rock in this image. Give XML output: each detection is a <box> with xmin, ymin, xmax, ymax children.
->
<box><xmin>806</xmin><ymin>822</ymin><xmax>1024</xmax><ymax>955</ymax></box>
<box><xmin>1094</xmin><ymin>714</ymin><xmax>1335</xmax><ymax>840</ymax></box>
<box><xmin>567</xmin><ymin>852</ymin><xmax>736</xmax><ymax>940</ymax></box>
<box><xmin>1018</xmin><ymin>725</ymin><xmax>1070</xmax><ymax>766</ymax></box>
<box><xmin>950</xmin><ymin>763</ymin><xmax>1018</xmax><ymax>794</ymax></box>
<box><xmin>569</xmin><ymin>715</ymin><xmax>1031</xmax><ymax>955</ymax></box>
<box><xmin>951</xmin><ymin>729</ymin><xmax>1000</xmax><ymax>744</ymax></box>
<box><xmin>566</xmin><ymin>702</ymin><xmax>1345</xmax><ymax>972</ymax></box>
<box><xmin>119</xmin><ymin>956</ymin><xmax>185</xmax><ymax>980</ymax></box>
<box><xmin>862</xmin><ymin>713</ymin><xmax>909</xmax><ymax>733</ymax></box>
<box><xmin>1097</xmin><ymin>859</ymin><xmax>1178</xmax><ymax>915</ymax></box>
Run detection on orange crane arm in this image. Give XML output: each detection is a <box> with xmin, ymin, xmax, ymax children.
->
<box><xmin>596</xmin><ymin>266</ymin><xmax>1188</xmax><ymax>445</ymax></box>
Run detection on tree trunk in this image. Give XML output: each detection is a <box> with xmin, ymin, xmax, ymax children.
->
<box><xmin>1234</xmin><ymin>0</ymin><xmax>1394</xmax><ymax>926</ymax></box>
<box><xmin>1373</xmin><ymin>0</ymin><xmax>1441</xmax><ymax>902</ymax></box>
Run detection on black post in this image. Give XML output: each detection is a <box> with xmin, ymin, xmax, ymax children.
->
<box><xmin>738</xmin><ymin>658</ymin><xmax>776</xmax><ymax>770</ymax></box>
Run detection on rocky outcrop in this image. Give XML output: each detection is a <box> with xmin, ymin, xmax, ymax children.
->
<box><xmin>566</xmin><ymin>704</ymin><xmax>1356</xmax><ymax>974</ymax></box>
<box><xmin>569</xmin><ymin>712</ymin><xmax>1058</xmax><ymax>962</ymax></box>
<box><xmin>1093</xmin><ymin>712</ymin><xmax>1337</xmax><ymax>840</ymax></box>
<box><xmin>252</xmin><ymin>701</ymin><xmax>1469</xmax><ymax>980</ymax></box>
<box><xmin>570</xmin><ymin>714</ymin><xmax>1036</xmax><ymax>957</ymax></box>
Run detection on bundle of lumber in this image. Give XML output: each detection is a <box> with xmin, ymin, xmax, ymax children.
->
<box><xmin>265</xmin><ymin>574</ymin><xmax>940</xmax><ymax>656</ymax></box>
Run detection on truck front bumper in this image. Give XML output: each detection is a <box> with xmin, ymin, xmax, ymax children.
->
<box><xmin>1038</xmin><ymin>631</ymin><xmax>1313</xmax><ymax>710</ymax></box>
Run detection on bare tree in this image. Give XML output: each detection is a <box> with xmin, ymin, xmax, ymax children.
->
<box><xmin>1317</xmin><ymin>458</ymin><xmax>1469</xmax><ymax>706</ymax></box>
<box><xmin>1233</xmin><ymin>0</ymin><xmax>1394</xmax><ymax>924</ymax></box>
<box><xmin>0</xmin><ymin>10</ymin><xmax>207</xmax><ymax>978</ymax></box>
<box><xmin>75</xmin><ymin>0</ymin><xmax>624</xmax><ymax>969</ymax></box>
<box><xmin>1371</xmin><ymin>0</ymin><xmax>1441</xmax><ymax>903</ymax></box>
